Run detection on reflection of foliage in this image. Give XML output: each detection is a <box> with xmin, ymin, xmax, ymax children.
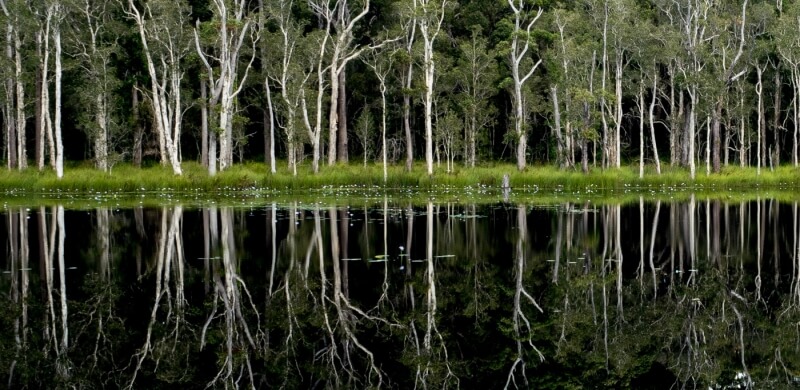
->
<box><xmin>9</xmin><ymin>203</ymin><xmax>800</xmax><ymax>388</ymax></box>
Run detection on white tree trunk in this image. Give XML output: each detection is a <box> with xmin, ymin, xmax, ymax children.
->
<box><xmin>756</xmin><ymin>65</ymin><xmax>764</xmax><ymax>175</ymax></box>
<box><xmin>418</xmin><ymin>0</ymin><xmax>447</xmax><ymax>176</ymax></box>
<box><xmin>266</xmin><ymin>78</ymin><xmax>276</xmax><ymax>174</ymax></box>
<box><xmin>424</xmin><ymin>47</ymin><xmax>435</xmax><ymax>176</ymax></box>
<box><xmin>506</xmin><ymin>0</ymin><xmax>542</xmax><ymax>172</ymax></box>
<box><xmin>614</xmin><ymin>58</ymin><xmax>622</xmax><ymax>168</ymax></box>
<box><xmin>639</xmin><ymin>83</ymin><xmax>644</xmax><ymax>178</ymax></box>
<box><xmin>689</xmin><ymin>89</ymin><xmax>696</xmax><ymax>180</ymax></box>
<box><xmin>14</xmin><ymin>28</ymin><xmax>25</xmax><ymax>170</ymax></box>
<box><xmin>193</xmin><ymin>0</ymin><xmax>252</xmax><ymax>172</ymax></box>
<box><xmin>95</xmin><ymin>93</ymin><xmax>108</xmax><ymax>171</ymax></box>
<box><xmin>129</xmin><ymin>0</ymin><xmax>184</xmax><ymax>175</ymax></box>
<box><xmin>54</xmin><ymin>21</ymin><xmax>64</xmax><ymax>179</ymax></box>
<box><xmin>649</xmin><ymin>67</ymin><xmax>660</xmax><ymax>174</ymax></box>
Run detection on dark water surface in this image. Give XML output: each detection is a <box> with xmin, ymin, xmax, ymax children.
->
<box><xmin>2</xmin><ymin>197</ymin><xmax>799</xmax><ymax>388</ymax></box>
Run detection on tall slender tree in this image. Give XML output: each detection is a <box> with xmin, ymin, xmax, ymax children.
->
<box><xmin>125</xmin><ymin>0</ymin><xmax>191</xmax><ymax>175</ymax></box>
<box><xmin>504</xmin><ymin>0</ymin><xmax>543</xmax><ymax>171</ymax></box>
<box><xmin>194</xmin><ymin>0</ymin><xmax>256</xmax><ymax>174</ymax></box>
<box><xmin>416</xmin><ymin>0</ymin><xmax>448</xmax><ymax>176</ymax></box>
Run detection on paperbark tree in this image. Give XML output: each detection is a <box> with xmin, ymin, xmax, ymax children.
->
<box><xmin>0</xmin><ymin>0</ymin><xmax>28</xmax><ymax>170</ymax></box>
<box><xmin>308</xmin><ymin>0</ymin><xmax>370</xmax><ymax>165</ymax></box>
<box><xmin>194</xmin><ymin>0</ymin><xmax>256</xmax><ymax>174</ymax></box>
<box><xmin>708</xmin><ymin>0</ymin><xmax>749</xmax><ymax>173</ymax></box>
<box><xmin>455</xmin><ymin>29</ymin><xmax>496</xmax><ymax>168</ymax></box>
<box><xmin>71</xmin><ymin>0</ymin><xmax>120</xmax><ymax>172</ymax></box>
<box><xmin>416</xmin><ymin>0</ymin><xmax>448</xmax><ymax>176</ymax></box>
<box><xmin>775</xmin><ymin>2</ymin><xmax>800</xmax><ymax>166</ymax></box>
<box><xmin>399</xmin><ymin>8</ymin><xmax>416</xmax><ymax>172</ymax></box>
<box><xmin>505</xmin><ymin>0</ymin><xmax>543</xmax><ymax>171</ymax></box>
<box><xmin>264</xmin><ymin>0</ymin><xmax>314</xmax><ymax>176</ymax></box>
<box><xmin>353</xmin><ymin>105</ymin><xmax>374</xmax><ymax>167</ymax></box>
<box><xmin>258</xmin><ymin>0</ymin><xmax>276</xmax><ymax>173</ymax></box>
<box><xmin>54</xmin><ymin>2</ymin><xmax>64</xmax><ymax>178</ymax></box>
<box><xmin>303</xmin><ymin>28</ymin><xmax>331</xmax><ymax>174</ymax></box>
<box><xmin>125</xmin><ymin>0</ymin><xmax>190</xmax><ymax>175</ymax></box>
<box><xmin>550</xmin><ymin>9</ymin><xmax>581</xmax><ymax>170</ymax></box>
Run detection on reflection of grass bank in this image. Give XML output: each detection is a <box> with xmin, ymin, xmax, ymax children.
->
<box><xmin>1</xmin><ymin>184</ymin><xmax>799</xmax><ymax>209</ymax></box>
<box><xmin>1</xmin><ymin>161</ymin><xmax>800</xmax><ymax>203</ymax></box>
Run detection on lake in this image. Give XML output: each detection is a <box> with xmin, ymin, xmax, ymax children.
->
<box><xmin>1</xmin><ymin>194</ymin><xmax>797</xmax><ymax>388</ymax></box>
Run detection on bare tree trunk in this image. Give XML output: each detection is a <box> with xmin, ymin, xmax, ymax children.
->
<box><xmin>757</xmin><ymin>64</ymin><xmax>764</xmax><ymax>175</ymax></box>
<box><xmin>35</xmin><ymin>36</ymin><xmax>43</xmax><ymax>170</ymax></box>
<box><xmin>266</xmin><ymin>78</ymin><xmax>276</xmax><ymax>173</ymax></box>
<box><xmin>774</xmin><ymin>68</ymin><xmax>782</xmax><ymax>167</ymax></box>
<box><xmin>706</xmin><ymin>116</ymin><xmax>711</xmax><ymax>176</ymax></box>
<box><xmin>423</xmin><ymin>37</ymin><xmax>436</xmax><ymax>176</ymax></box>
<box><xmin>4</xmin><ymin>14</ymin><xmax>15</xmax><ymax>170</ymax></box>
<box><xmin>506</xmin><ymin>1</ymin><xmax>542</xmax><ymax>172</ymax></box>
<box><xmin>551</xmin><ymin>86</ymin><xmax>566</xmax><ymax>168</ymax></box>
<box><xmin>14</xmin><ymin>28</ymin><xmax>25</xmax><ymax>170</ymax></box>
<box><xmin>94</xmin><ymin>94</ymin><xmax>108</xmax><ymax>171</ymax></box>
<box><xmin>201</xmin><ymin>79</ymin><xmax>208</xmax><ymax>167</ymax></box>
<box><xmin>669</xmin><ymin>67</ymin><xmax>679</xmax><ymax>166</ymax></box>
<box><xmin>711</xmin><ymin>99</ymin><xmax>723</xmax><ymax>173</ymax></box>
<box><xmin>739</xmin><ymin>87</ymin><xmax>747</xmax><ymax>167</ymax></box>
<box><xmin>639</xmin><ymin>80</ymin><xmax>644</xmax><ymax>178</ymax></box>
<box><xmin>337</xmin><ymin>67</ymin><xmax>348</xmax><ymax>163</ymax></box>
<box><xmin>132</xmin><ymin>85</ymin><xmax>144</xmax><ymax>167</ymax></box>
<box><xmin>688</xmin><ymin>88</ymin><xmax>697</xmax><ymax>180</ymax></box>
<box><xmin>649</xmin><ymin>65</ymin><xmax>661</xmax><ymax>174</ymax></box>
<box><xmin>54</xmin><ymin>20</ymin><xmax>63</xmax><ymax>179</ymax></box>
<box><xmin>613</xmin><ymin>52</ymin><xmax>622</xmax><ymax>169</ymax></box>
<box><xmin>794</xmin><ymin>67</ymin><xmax>800</xmax><ymax>166</ymax></box>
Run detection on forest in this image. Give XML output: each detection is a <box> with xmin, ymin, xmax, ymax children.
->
<box><xmin>0</xmin><ymin>0</ymin><xmax>797</xmax><ymax>179</ymax></box>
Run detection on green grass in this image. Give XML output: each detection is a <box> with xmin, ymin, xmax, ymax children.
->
<box><xmin>1</xmin><ymin>160</ymin><xmax>800</xmax><ymax>207</ymax></box>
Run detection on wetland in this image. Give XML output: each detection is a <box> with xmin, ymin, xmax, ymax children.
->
<box><xmin>2</xmin><ymin>190</ymin><xmax>800</xmax><ymax>388</ymax></box>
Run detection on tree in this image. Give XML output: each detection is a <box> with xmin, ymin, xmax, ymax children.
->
<box><xmin>363</xmin><ymin>42</ymin><xmax>398</xmax><ymax>182</ymax></box>
<box><xmin>264</xmin><ymin>0</ymin><xmax>314</xmax><ymax>176</ymax></box>
<box><xmin>707</xmin><ymin>0</ymin><xmax>749</xmax><ymax>173</ymax></box>
<box><xmin>434</xmin><ymin>107</ymin><xmax>461</xmax><ymax>172</ymax></box>
<box><xmin>398</xmin><ymin>3</ymin><xmax>416</xmax><ymax>172</ymax></box>
<box><xmin>308</xmin><ymin>0</ymin><xmax>371</xmax><ymax>165</ymax></box>
<box><xmin>194</xmin><ymin>0</ymin><xmax>257</xmax><ymax>175</ymax></box>
<box><xmin>416</xmin><ymin>0</ymin><xmax>448</xmax><ymax>176</ymax></box>
<box><xmin>258</xmin><ymin>0</ymin><xmax>276</xmax><ymax>174</ymax></box>
<box><xmin>454</xmin><ymin>28</ymin><xmax>497</xmax><ymax>168</ymax></box>
<box><xmin>353</xmin><ymin>104</ymin><xmax>374</xmax><ymax>167</ymax></box>
<box><xmin>70</xmin><ymin>0</ymin><xmax>123</xmax><ymax>172</ymax></box>
<box><xmin>774</xmin><ymin>0</ymin><xmax>800</xmax><ymax>166</ymax></box>
<box><xmin>53</xmin><ymin>1</ymin><xmax>64</xmax><ymax>178</ymax></box>
<box><xmin>0</xmin><ymin>0</ymin><xmax>29</xmax><ymax>170</ymax></box>
<box><xmin>504</xmin><ymin>0</ymin><xmax>543</xmax><ymax>171</ymax></box>
<box><xmin>125</xmin><ymin>0</ymin><xmax>191</xmax><ymax>175</ymax></box>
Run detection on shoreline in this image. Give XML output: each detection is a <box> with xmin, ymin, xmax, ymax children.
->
<box><xmin>0</xmin><ymin>162</ymin><xmax>799</xmax><ymax>208</ymax></box>
<box><xmin>1</xmin><ymin>161</ymin><xmax>799</xmax><ymax>193</ymax></box>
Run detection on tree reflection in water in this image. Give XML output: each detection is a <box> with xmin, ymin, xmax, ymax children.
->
<box><xmin>3</xmin><ymin>200</ymin><xmax>800</xmax><ymax>388</ymax></box>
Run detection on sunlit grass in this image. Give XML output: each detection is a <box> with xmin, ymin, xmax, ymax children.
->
<box><xmin>1</xmin><ymin>160</ymin><xmax>800</xmax><ymax>195</ymax></box>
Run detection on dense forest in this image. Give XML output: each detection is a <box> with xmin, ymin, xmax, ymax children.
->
<box><xmin>1</xmin><ymin>0</ymin><xmax>798</xmax><ymax>178</ymax></box>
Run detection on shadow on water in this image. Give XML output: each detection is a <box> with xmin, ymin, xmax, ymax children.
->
<box><xmin>3</xmin><ymin>196</ymin><xmax>800</xmax><ymax>388</ymax></box>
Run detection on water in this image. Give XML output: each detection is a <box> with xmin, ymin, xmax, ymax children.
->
<box><xmin>1</xmin><ymin>197</ymin><xmax>799</xmax><ymax>388</ymax></box>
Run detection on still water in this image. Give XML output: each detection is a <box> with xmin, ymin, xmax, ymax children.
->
<box><xmin>1</xmin><ymin>196</ymin><xmax>799</xmax><ymax>388</ymax></box>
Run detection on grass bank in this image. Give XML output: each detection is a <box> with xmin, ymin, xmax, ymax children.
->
<box><xmin>2</xmin><ymin>161</ymin><xmax>800</xmax><ymax>193</ymax></box>
<box><xmin>2</xmin><ymin>160</ymin><xmax>800</xmax><ymax>208</ymax></box>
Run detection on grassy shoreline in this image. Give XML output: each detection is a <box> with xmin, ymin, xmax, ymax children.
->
<box><xmin>0</xmin><ymin>161</ymin><xmax>799</xmax><ymax>207</ymax></box>
<box><xmin>2</xmin><ymin>161</ymin><xmax>800</xmax><ymax>192</ymax></box>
